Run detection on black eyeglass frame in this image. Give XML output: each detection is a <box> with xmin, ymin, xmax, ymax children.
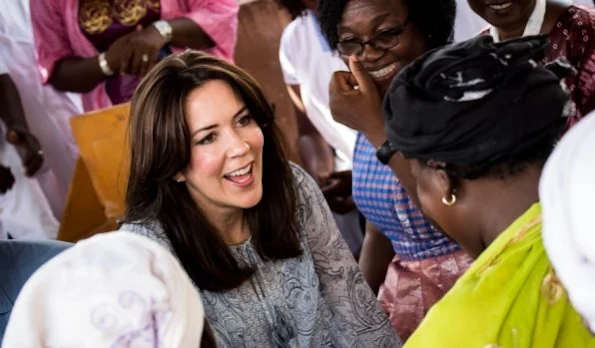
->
<box><xmin>336</xmin><ymin>18</ymin><xmax>410</xmax><ymax>57</ymax></box>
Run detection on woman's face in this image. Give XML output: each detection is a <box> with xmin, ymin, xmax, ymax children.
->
<box><xmin>178</xmin><ymin>80</ymin><xmax>265</xmax><ymax>215</ymax></box>
<box><xmin>337</xmin><ymin>0</ymin><xmax>428</xmax><ymax>94</ymax></box>
<box><xmin>467</xmin><ymin>0</ymin><xmax>536</xmax><ymax>32</ymax></box>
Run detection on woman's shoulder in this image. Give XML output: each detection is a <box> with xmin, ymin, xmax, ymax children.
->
<box><xmin>119</xmin><ymin>220</ymin><xmax>174</xmax><ymax>252</ymax></box>
<box><xmin>553</xmin><ymin>5</ymin><xmax>595</xmax><ymax>39</ymax></box>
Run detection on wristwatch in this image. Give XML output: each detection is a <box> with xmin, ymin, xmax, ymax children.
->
<box><xmin>152</xmin><ymin>20</ymin><xmax>173</xmax><ymax>43</ymax></box>
<box><xmin>376</xmin><ymin>140</ymin><xmax>398</xmax><ymax>165</ymax></box>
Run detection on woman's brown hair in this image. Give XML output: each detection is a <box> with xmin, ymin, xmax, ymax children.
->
<box><xmin>124</xmin><ymin>51</ymin><xmax>301</xmax><ymax>292</ymax></box>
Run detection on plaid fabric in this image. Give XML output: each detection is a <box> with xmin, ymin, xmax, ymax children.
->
<box><xmin>352</xmin><ymin>133</ymin><xmax>460</xmax><ymax>261</ymax></box>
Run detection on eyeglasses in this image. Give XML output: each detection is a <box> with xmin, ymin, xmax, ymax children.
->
<box><xmin>336</xmin><ymin>19</ymin><xmax>409</xmax><ymax>57</ymax></box>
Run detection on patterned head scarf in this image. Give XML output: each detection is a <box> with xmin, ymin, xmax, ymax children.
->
<box><xmin>383</xmin><ymin>35</ymin><xmax>574</xmax><ymax>166</ymax></box>
<box><xmin>2</xmin><ymin>231</ymin><xmax>205</xmax><ymax>348</ymax></box>
<box><xmin>540</xmin><ymin>112</ymin><xmax>595</xmax><ymax>334</ymax></box>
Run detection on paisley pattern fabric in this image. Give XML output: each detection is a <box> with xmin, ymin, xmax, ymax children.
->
<box><xmin>121</xmin><ymin>164</ymin><xmax>401</xmax><ymax>347</ymax></box>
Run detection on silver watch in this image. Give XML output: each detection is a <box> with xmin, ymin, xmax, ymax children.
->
<box><xmin>152</xmin><ymin>20</ymin><xmax>173</xmax><ymax>43</ymax></box>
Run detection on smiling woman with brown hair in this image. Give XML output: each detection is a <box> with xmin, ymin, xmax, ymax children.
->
<box><xmin>120</xmin><ymin>51</ymin><xmax>400</xmax><ymax>347</ymax></box>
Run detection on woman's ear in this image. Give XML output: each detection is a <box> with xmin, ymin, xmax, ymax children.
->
<box><xmin>427</xmin><ymin>160</ymin><xmax>454</xmax><ymax>198</ymax></box>
<box><xmin>174</xmin><ymin>172</ymin><xmax>186</xmax><ymax>183</ymax></box>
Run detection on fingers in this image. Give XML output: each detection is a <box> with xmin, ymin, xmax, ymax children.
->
<box><xmin>0</xmin><ymin>165</ymin><xmax>15</xmax><ymax>194</ymax></box>
<box><xmin>6</xmin><ymin>130</ymin><xmax>20</xmax><ymax>144</ymax></box>
<box><xmin>348</xmin><ymin>55</ymin><xmax>375</xmax><ymax>92</ymax></box>
<box><xmin>24</xmin><ymin>152</ymin><xmax>43</xmax><ymax>177</ymax></box>
<box><xmin>330</xmin><ymin>71</ymin><xmax>359</xmax><ymax>95</ymax></box>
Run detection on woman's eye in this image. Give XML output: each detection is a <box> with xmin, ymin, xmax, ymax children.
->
<box><xmin>196</xmin><ymin>133</ymin><xmax>216</xmax><ymax>145</ymax></box>
<box><xmin>237</xmin><ymin>114</ymin><xmax>253</xmax><ymax>127</ymax></box>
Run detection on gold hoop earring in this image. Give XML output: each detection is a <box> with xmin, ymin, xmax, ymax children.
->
<box><xmin>442</xmin><ymin>193</ymin><xmax>457</xmax><ymax>206</ymax></box>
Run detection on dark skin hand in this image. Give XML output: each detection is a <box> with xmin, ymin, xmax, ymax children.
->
<box><xmin>0</xmin><ymin>74</ymin><xmax>44</xmax><ymax>178</ymax></box>
<box><xmin>0</xmin><ymin>165</ymin><xmax>15</xmax><ymax>194</ymax></box>
<box><xmin>358</xmin><ymin>222</ymin><xmax>395</xmax><ymax>294</ymax></box>
<box><xmin>287</xmin><ymin>84</ymin><xmax>355</xmax><ymax>214</ymax></box>
<box><xmin>287</xmin><ymin>85</ymin><xmax>335</xmax><ymax>185</ymax></box>
<box><xmin>50</xmin><ymin>18</ymin><xmax>215</xmax><ymax>93</ymax></box>
<box><xmin>321</xmin><ymin>170</ymin><xmax>356</xmax><ymax>214</ymax></box>
<box><xmin>329</xmin><ymin>55</ymin><xmax>422</xmax><ymax>207</ymax></box>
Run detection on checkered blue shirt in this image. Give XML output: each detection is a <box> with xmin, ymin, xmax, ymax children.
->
<box><xmin>352</xmin><ymin>133</ymin><xmax>460</xmax><ymax>261</ymax></box>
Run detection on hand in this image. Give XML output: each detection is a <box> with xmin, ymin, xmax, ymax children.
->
<box><xmin>329</xmin><ymin>56</ymin><xmax>385</xmax><ymax>145</ymax></box>
<box><xmin>310</xmin><ymin>165</ymin><xmax>333</xmax><ymax>187</ymax></box>
<box><xmin>321</xmin><ymin>170</ymin><xmax>355</xmax><ymax>214</ymax></box>
<box><xmin>120</xmin><ymin>25</ymin><xmax>166</xmax><ymax>77</ymax></box>
<box><xmin>105</xmin><ymin>31</ymin><xmax>137</xmax><ymax>74</ymax></box>
<box><xmin>6</xmin><ymin>128</ymin><xmax>44</xmax><ymax>177</ymax></box>
<box><xmin>327</xmin><ymin>195</ymin><xmax>356</xmax><ymax>215</ymax></box>
<box><xmin>0</xmin><ymin>164</ymin><xmax>15</xmax><ymax>194</ymax></box>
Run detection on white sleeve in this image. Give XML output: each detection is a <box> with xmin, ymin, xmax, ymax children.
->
<box><xmin>279</xmin><ymin>23</ymin><xmax>300</xmax><ymax>85</ymax></box>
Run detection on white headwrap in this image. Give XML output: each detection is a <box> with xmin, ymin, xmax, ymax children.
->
<box><xmin>2</xmin><ymin>231</ymin><xmax>205</xmax><ymax>348</ymax></box>
<box><xmin>540</xmin><ymin>112</ymin><xmax>595</xmax><ymax>333</ymax></box>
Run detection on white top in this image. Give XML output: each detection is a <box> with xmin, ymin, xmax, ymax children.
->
<box><xmin>0</xmin><ymin>0</ymin><xmax>84</xmax><ymax>217</ymax></box>
<box><xmin>279</xmin><ymin>10</ymin><xmax>357</xmax><ymax>171</ymax></box>
<box><xmin>0</xmin><ymin>50</ymin><xmax>59</xmax><ymax>239</ymax></box>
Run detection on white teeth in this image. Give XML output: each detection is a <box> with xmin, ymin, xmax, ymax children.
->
<box><xmin>489</xmin><ymin>2</ymin><xmax>512</xmax><ymax>10</ymax></box>
<box><xmin>227</xmin><ymin>164</ymin><xmax>251</xmax><ymax>177</ymax></box>
<box><xmin>368</xmin><ymin>63</ymin><xmax>397</xmax><ymax>79</ymax></box>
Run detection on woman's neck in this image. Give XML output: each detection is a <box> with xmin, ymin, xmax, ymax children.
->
<box><xmin>497</xmin><ymin>0</ymin><xmax>570</xmax><ymax>41</ymax></box>
<box><xmin>468</xmin><ymin>167</ymin><xmax>542</xmax><ymax>256</ymax></box>
<box><xmin>200</xmin><ymin>204</ymin><xmax>250</xmax><ymax>245</ymax></box>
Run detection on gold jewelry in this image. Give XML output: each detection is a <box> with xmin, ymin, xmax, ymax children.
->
<box><xmin>442</xmin><ymin>193</ymin><xmax>457</xmax><ymax>206</ymax></box>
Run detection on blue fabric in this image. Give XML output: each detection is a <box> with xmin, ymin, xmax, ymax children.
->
<box><xmin>0</xmin><ymin>240</ymin><xmax>71</xmax><ymax>342</ymax></box>
<box><xmin>352</xmin><ymin>133</ymin><xmax>460</xmax><ymax>261</ymax></box>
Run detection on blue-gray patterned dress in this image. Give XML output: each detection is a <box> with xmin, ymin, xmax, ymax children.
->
<box><xmin>121</xmin><ymin>164</ymin><xmax>401</xmax><ymax>347</ymax></box>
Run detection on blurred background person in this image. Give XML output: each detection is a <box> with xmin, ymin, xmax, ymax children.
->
<box><xmin>30</xmin><ymin>0</ymin><xmax>239</xmax><ymax>112</ymax></box>
<box><xmin>276</xmin><ymin>0</ymin><xmax>363</xmax><ymax>257</ymax></box>
<box><xmin>0</xmin><ymin>58</ymin><xmax>59</xmax><ymax>240</ymax></box>
<box><xmin>0</xmin><ymin>0</ymin><xmax>85</xmax><ymax>218</ymax></box>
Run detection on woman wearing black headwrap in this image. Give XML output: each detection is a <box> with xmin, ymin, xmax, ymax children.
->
<box><xmin>383</xmin><ymin>35</ymin><xmax>595</xmax><ymax>347</ymax></box>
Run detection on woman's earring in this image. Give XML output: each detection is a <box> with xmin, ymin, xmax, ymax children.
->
<box><xmin>442</xmin><ymin>193</ymin><xmax>457</xmax><ymax>206</ymax></box>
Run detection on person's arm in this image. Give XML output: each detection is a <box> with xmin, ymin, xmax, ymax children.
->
<box><xmin>0</xmin><ymin>74</ymin><xmax>44</xmax><ymax>176</ymax></box>
<box><xmin>293</xmin><ymin>164</ymin><xmax>401</xmax><ymax>346</ymax></box>
<box><xmin>30</xmin><ymin>0</ymin><xmax>110</xmax><ymax>93</ymax></box>
<box><xmin>287</xmin><ymin>84</ymin><xmax>335</xmax><ymax>185</ymax></box>
<box><xmin>168</xmin><ymin>0</ymin><xmax>239</xmax><ymax>60</ymax></box>
<box><xmin>358</xmin><ymin>222</ymin><xmax>395</xmax><ymax>294</ymax></box>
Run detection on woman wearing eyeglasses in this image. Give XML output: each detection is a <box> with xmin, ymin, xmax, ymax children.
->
<box><xmin>319</xmin><ymin>0</ymin><xmax>471</xmax><ymax>341</ymax></box>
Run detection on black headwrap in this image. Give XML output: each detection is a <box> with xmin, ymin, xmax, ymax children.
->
<box><xmin>383</xmin><ymin>35</ymin><xmax>575</xmax><ymax>165</ymax></box>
